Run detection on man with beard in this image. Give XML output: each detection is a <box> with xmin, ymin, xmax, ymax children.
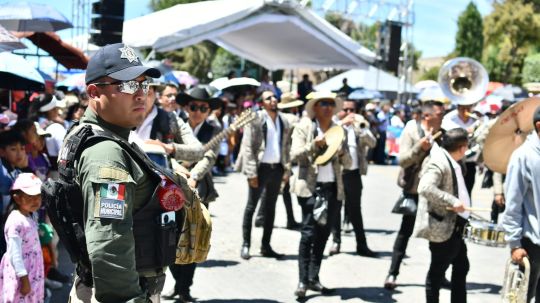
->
<box><xmin>237</xmin><ymin>90</ymin><xmax>291</xmax><ymax>260</ymax></box>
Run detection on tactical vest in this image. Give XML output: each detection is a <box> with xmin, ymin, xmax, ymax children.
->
<box><xmin>42</xmin><ymin>122</ymin><xmax>185</xmax><ymax>286</ymax></box>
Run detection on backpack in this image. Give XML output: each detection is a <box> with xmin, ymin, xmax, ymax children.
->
<box><xmin>175</xmin><ymin>192</ymin><xmax>212</xmax><ymax>264</ymax></box>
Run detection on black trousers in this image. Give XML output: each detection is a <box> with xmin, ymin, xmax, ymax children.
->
<box><xmin>490</xmin><ymin>200</ymin><xmax>505</xmax><ymax>223</ymax></box>
<box><xmin>374</xmin><ymin>131</ymin><xmax>387</xmax><ymax>165</ymax></box>
<box><xmin>464</xmin><ymin>162</ymin><xmax>476</xmax><ymax>196</ymax></box>
<box><xmin>331</xmin><ymin>170</ymin><xmax>367</xmax><ymax>248</ymax></box>
<box><xmin>256</xmin><ymin>181</ymin><xmax>297</xmax><ymax>225</ymax></box>
<box><xmin>426</xmin><ymin>218</ymin><xmax>469</xmax><ymax>303</ymax></box>
<box><xmin>522</xmin><ymin>237</ymin><xmax>540</xmax><ymax>303</ymax></box>
<box><xmin>242</xmin><ymin>163</ymin><xmax>284</xmax><ymax>247</ymax></box>
<box><xmin>169</xmin><ymin>263</ymin><xmax>196</xmax><ymax>294</ymax></box>
<box><xmin>297</xmin><ymin>183</ymin><xmax>339</xmax><ymax>283</ymax></box>
<box><xmin>388</xmin><ymin>194</ymin><xmax>418</xmax><ymax>276</ymax></box>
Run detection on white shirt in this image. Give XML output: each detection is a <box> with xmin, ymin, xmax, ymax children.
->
<box><xmin>44</xmin><ymin>122</ymin><xmax>67</xmax><ymax>157</ymax></box>
<box><xmin>345</xmin><ymin>125</ymin><xmax>358</xmax><ymax>170</ymax></box>
<box><xmin>192</xmin><ymin>121</ymin><xmax>204</xmax><ymax>137</ymax></box>
<box><xmin>316</xmin><ymin>121</ymin><xmax>335</xmax><ymax>182</ymax></box>
<box><xmin>443</xmin><ymin>149</ymin><xmax>471</xmax><ymax>219</ymax></box>
<box><xmin>442</xmin><ymin>109</ymin><xmax>475</xmax><ymax>131</ymax></box>
<box><xmin>133</xmin><ymin>106</ymin><xmax>158</xmax><ymax>142</ymax></box>
<box><xmin>261</xmin><ymin>112</ymin><xmax>281</xmax><ymax>164</ymax></box>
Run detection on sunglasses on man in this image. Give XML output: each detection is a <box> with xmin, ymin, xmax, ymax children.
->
<box><xmin>188</xmin><ymin>104</ymin><xmax>209</xmax><ymax>113</ymax></box>
<box><xmin>317</xmin><ymin>100</ymin><xmax>336</xmax><ymax>108</ymax></box>
<box><xmin>93</xmin><ymin>79</ymin><xmax>150</xmax><ymax>95</ymax></box>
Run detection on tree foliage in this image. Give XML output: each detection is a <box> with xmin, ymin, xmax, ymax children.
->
<box><xmin>483</xmin><ymin>0</ymin><xmax>540</xmax><ymax>84</ymax></box>
<box><xmin>455</xmin><ymin>2</ymin><xmax>483</xmax><ymax>61</ymax></box>
<box><xmin>149</xmin><ymin>0</ymin><xmax>209</xmax><ymax>11</ymax></box>
<box><xmin>522</xmin><ymin>53</ymin><xmax>540</xmax><ymax>83</ymax></box>
<box><xmin>419</xmin><ymin>66</ymin><xmax>440</xmax><ymax>81</ymax></box>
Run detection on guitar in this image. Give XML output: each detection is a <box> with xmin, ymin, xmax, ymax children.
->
<box><xmin>203</xmin><ymin>109</ymin><xmax>257</xmax><ymax>152</ymax></box>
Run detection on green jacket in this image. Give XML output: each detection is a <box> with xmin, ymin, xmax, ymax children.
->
<box><xmin>74</xmin><ymin>109</ymin><xmax>157</xmax><ymax>302</ymax></box>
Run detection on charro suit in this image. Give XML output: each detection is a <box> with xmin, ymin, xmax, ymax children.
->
<box><xmin>290</xmin><ymin>117</ymin><xmax>352</xmax><ymax>284</ymax></box>
<box><xmin>415</xmin><ymin>145</ymin><xmax>469</xmax><ymax>303</ymax></box>
<box><xmin>239</xmin><ymin>110</ymin><xmax>291</xmax><ymax>250</ymax></box>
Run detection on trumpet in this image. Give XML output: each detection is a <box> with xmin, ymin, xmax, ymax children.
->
<box><xmin>502</xmin><ymin>257</ymin><xmax>530</xmax><ymax>303</ymax></box>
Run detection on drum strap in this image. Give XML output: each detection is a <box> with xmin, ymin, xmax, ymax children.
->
<box><xmin>443</xmin><ymin>154</ymin><xmax>459</xmax><ymax>198</ymax></box>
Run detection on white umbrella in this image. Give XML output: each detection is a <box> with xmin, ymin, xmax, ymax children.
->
<box><xmin>0</xmin><ymin>24</ymin><xmax>26</xmax><ymax>52</ymax></box>
<box><xmin>0</xmin><ymin>2</ymin><xmax>73</xmax><ymax>32</ymax></box>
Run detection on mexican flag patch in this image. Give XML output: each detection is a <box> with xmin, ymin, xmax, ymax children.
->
<box><xmin>100</xmin><ymin>183</ymin><xmax>126</xmax><ymax>201</ymax></box>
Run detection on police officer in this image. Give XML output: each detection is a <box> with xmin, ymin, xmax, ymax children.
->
<box><xmin>68</xmin><ymin>43</ymin><xmax>179</xmax><ymax>303</ymax></box>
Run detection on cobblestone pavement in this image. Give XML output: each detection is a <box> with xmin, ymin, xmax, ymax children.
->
<box><xmin>53</xmin><ymin>165</ymin><xmax>508</xmax><ymax>303</ymax></box>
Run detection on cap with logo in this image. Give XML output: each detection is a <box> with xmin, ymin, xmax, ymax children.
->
<box><xmin>85</xmin><ymin>43</ymin><xmax>161</xmax><ymax>84</ymax></box>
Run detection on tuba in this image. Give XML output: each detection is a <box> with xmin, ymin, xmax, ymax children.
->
<box><xmin>502</xmin><ymin>257</ymin><xmax>530</xmax><ymax>303</ymax></box>
<box><xmin>438</xmin><ymin>57</ymin><xmax>489</xmax><ymax>161</ymax></box>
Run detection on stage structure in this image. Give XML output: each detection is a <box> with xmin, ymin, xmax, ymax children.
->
<box><xmin>311</xmin><ymin>0</ymin><xmax>415</xmax><ymax>101</ymax></box>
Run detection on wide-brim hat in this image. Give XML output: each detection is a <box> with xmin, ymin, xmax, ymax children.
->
<box><xmin>305</xmin><ymin>91</ymin><xmax>341</xmax><ymax>119</ymax></box>
<box><xmin>176</xmin><ymin>87</ymin><xmax>221</xmax><ymax>110</ymax></box>
<box><xmin>278</xmin><ymin>92</ymin><xmax>304</xmax><ymax>110</ymax></box>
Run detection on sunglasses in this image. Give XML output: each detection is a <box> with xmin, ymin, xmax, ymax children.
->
<box><xmin>264</xmin><ymin>95</ymin><xmax>276</xmax><ymax>101</ymax></box>
<box><xmin>189</xmin><ymin>104</ymin><xmax>209</xmax><ymax>113</ymax></box>
<box><xmin>343</xmin><ymin>108</ymin><xmax>355</xmax><ymax>113</ymax></box>
<box><xmin>317</xmin><ymin>100</ymin><xmax>336</xmax><ymax>108</ymax></box>
<box><xmin>94</xmin><ymin>80</ymin><xmax>150</xmax><ymax>95</ymax></box>
<box><xmin>165</xmin><ymin>93</ymin><xmax>176</xmax><ymax>98</ymax></box>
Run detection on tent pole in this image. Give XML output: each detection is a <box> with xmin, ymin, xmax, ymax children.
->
<box><xmin>289</xmin><ymin>69</ymin><xmax>294</xmax><ymax>92</ymax></box>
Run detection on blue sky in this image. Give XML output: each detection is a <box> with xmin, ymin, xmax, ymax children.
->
<box><xmin>11</xmin><ymin>0</ymin><xmax>492</xmax><ymax>72</ymax></box>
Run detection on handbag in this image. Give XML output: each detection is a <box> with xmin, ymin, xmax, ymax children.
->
<box><xmin>313</xmin><ymin>187</ymin><xmax>329</xmax><ymax>226</ymax></box>
<box><xmin>391</xmin><ymin>193</ymin><xmax>417</xmax><ymax>216</ymax></box>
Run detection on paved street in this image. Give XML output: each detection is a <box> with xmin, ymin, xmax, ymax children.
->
<box><xmin>52</xmin><ymin>164</ymin><xmax>508</xmax><ymax>302</ymax></box>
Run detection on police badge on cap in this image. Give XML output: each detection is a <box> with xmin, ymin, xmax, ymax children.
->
<box><xmin>85</xmin><ymin>43</ymin><xmax>161</xmax><ymax>84</ymax></box>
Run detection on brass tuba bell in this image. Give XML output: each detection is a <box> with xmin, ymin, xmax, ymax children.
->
<box><xmin>502</xmin><ymin>257</ymin><xmax>530</xmax><ymax>303</ymax></box>
<box><xmin>438</xmin><ymin>57</ymin><xmax>489</xmax><ymax>105</ymax></box>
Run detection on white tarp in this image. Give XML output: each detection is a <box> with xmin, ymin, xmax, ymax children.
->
<box><xmin>123</xmin><ymin>0</ymin><xmax>375</xmax><ymax>70</ymax></box>
<box><xmin>315</xmin><ymin>65</ymin><xmax>417</xmax><ymax>93</ymax></box>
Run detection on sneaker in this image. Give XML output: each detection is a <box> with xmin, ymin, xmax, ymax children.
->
<box><xmin>45</xmin><ymin>278</ymin><xmax>63</xmax><ymax>290</ymax></box>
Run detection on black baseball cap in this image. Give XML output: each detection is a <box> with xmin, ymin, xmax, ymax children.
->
<box><xmin>85</xmin><ymin>43</ymin><xmax>161</xmax><ymax>84</ymax></box>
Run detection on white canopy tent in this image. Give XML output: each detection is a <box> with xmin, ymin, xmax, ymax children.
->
<box><xmin>315</xmin><ymin>65</ymin><xmax>417</xmax><ymax>94</ymax></box>
<box><xmin>123</xmin><ymin>0</ymin><xmax>375</xmax><ymax>70</ymax></box>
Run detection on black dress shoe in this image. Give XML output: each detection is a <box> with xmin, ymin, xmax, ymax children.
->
<box><xmin>384</xmin><ymin>274</ymin><xmax>397</xmax><ymax>290</ymax></box>
<box><xmin>307</xmin><ymin>281</ymin><xmax>334</xmax><ymax>294</ymax></box>
<box><xmin>356</xmin><ymin>246</ymin><xmax>378</xmax><ymax>258</ymax></box>
<box><xmin>254</xmin><ymin>218</ymin><xmax>263</xmax><ymax>227</ymax></box>
<box><xmin>240</xmin><ymin>244</ymin><xmax>251</xmax><ymax>260</ymax></box>
<box><xmin>178</xmin><ymin>291</ymin><xmax>196</xmax><ymax>303</ymax></box>
<box><xmin>162</xmin><ymin>287</ymin><xmax>180</xmax><ymax>299</ymax></box>
<box><xmin>329</xmin><ymin>242</ymin><xmax>340</xmax><ymax>256</ymax></box>
<box><xmin>294</xmin><ymin>282</ymin><xmax>307</xmax><ymax>298</ymax></box>
<box><xmin>260</xmin><ymin>246</ymin><xmax>284</xmax><ymax>259</ymax></box>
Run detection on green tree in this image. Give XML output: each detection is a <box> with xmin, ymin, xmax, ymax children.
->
<box><xmin>419</xmin><ymin>66</ymin><xmax>440</xmax><ymax>81</ymax></box>
<box><xmin>483</xmin><ymin>0</ymin><xmax>540</xmax><ymax>83</ymax></box>
<box><xmin>454</xmin><ymin>2</ymin><xmax>483</xmax><ymax>61</ymax></box>
<box><xmin>522</xmin><ymin>53</ymin><xmax>540</xmax><ymax>83</ymax></box>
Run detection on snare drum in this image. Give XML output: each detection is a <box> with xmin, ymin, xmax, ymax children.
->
<box><xmin>464</xmin><ymin>218</ymin><xmax>506</xmax><ymax>247</ymax></box>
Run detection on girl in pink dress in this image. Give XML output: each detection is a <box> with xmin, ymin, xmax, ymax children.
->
<box><xmin>0</xmin><ymin>173</ymin><xmax>44</xmax><ymax>303</ymax></box>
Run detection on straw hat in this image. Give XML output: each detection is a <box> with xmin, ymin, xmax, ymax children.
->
<box><xmin>304</xmin><ymin>91</ymin><xmax>341</xmax><ymax>118</ymax></box>
<box><xmin>277</xmin><ymin>92</ymin><xmax>304</xmax><ymax>110</ymax></box>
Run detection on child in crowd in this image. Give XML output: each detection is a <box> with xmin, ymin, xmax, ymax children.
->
<box><xmin>0</xmin><ymin>130</ymin><xmax>29</xmax><ymax>214</ymax></box>
<box><xmin>0</xmin><ymin>173</ymin><xmax>45</xmax><ymax>303</ymax></box>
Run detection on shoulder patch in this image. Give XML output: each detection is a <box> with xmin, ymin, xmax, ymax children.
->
<box><xmin>94</xmin><ymin>183</ymin><xmax>126</xmax><ymax>220</ymax></box>
<box><xmin>99</xmin><ymin>167</ymin><xmax>130</xmax><ymax>181</ymax></box>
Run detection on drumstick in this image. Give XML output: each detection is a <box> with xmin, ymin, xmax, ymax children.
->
<box><xmin>432</xmin><ymin>131</ymin><xmax>442</xmax><ymax>140</ymax></box>
<box><xmin>445</xmin><ymin>207</ymin><xmax>492</xmax><ymax>212</ymax></box>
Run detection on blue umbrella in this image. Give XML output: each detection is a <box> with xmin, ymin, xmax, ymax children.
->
<box><xmin>0</xmin><ymin>52</ymin><xmax>44</xmax><ymax>90</ymax></box>
<box><xmin>0</xmin><ymin>2</ymin><xmax>73</xmax><ymax>32</ymax></box>
<box><xmin>348</xmin><ymin>88</ymin><xmax>383</xmax><ymax>100</ymax></box>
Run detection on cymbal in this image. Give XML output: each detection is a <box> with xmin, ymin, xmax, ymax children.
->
<box><xmin>314</xmin><ymin>126</ymin><xmax>345</xmax><ymax>165</ymax></box>
<box><xmin>483</xmin><ymin>97</ymin><xmax>540</xmax><ymax>173</ymax></box>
